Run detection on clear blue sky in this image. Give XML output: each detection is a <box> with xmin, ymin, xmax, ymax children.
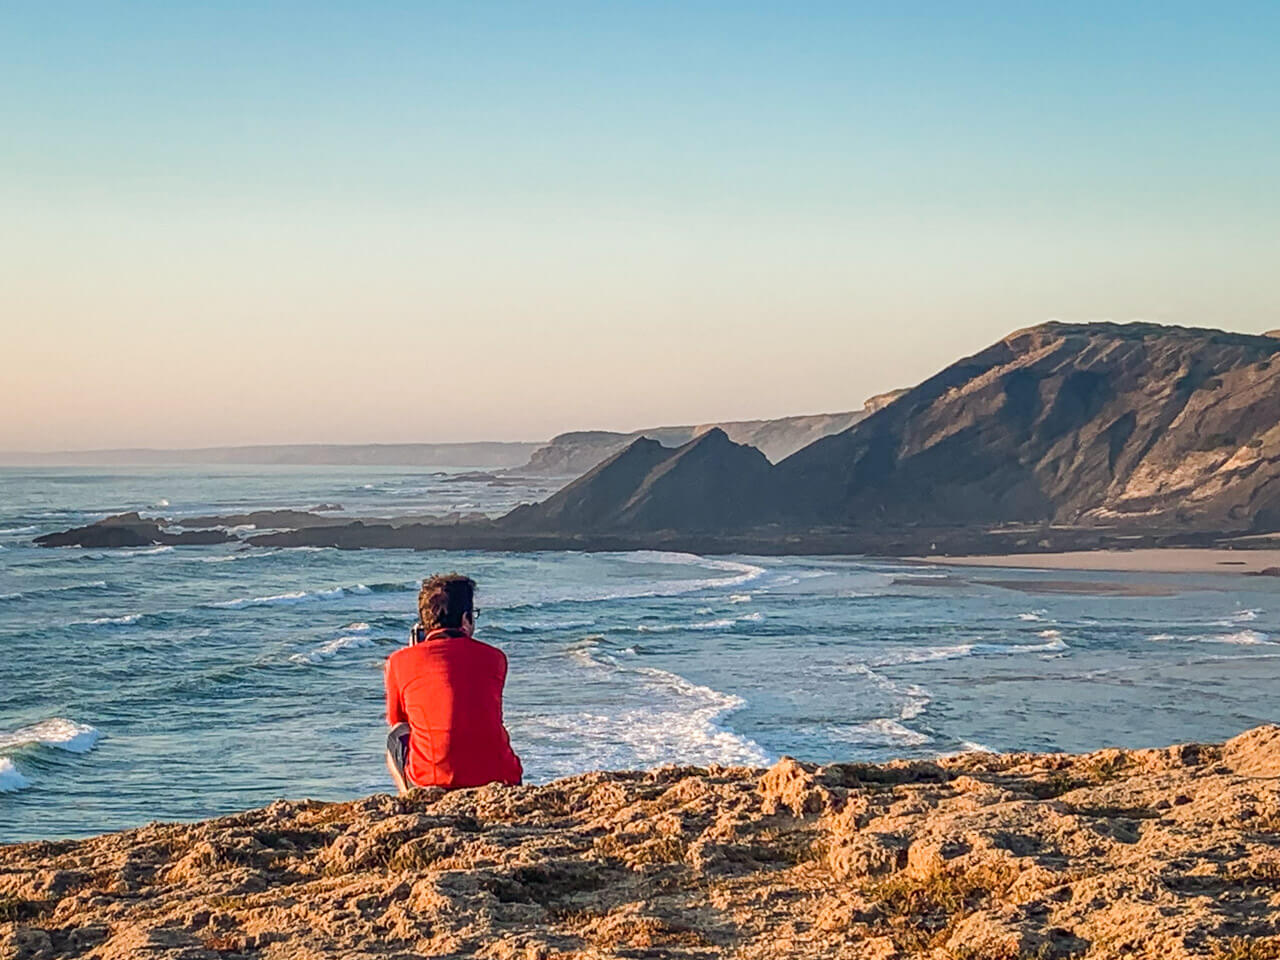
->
<box><xmin>5</xmin><ymin>2</ymin><xmax>1278</xmax><ymax>448</ymax></box>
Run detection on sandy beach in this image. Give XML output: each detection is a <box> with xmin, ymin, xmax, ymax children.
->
<box><xmin>914</xmin><ymin>548</ymin><xmax>1280</xmax><ymax>576</ymax></box>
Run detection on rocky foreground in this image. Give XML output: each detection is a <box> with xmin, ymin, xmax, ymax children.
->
<box><xmin>5</xmin><ymin>729</ymin><xmax>1280</xmax><ymax>960</ymax></box>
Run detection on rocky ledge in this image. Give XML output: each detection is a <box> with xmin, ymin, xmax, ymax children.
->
<box><xmin>5</xmin><ymin>727</ymin><xmax>1280</xmax><ymax>959</ymax></box>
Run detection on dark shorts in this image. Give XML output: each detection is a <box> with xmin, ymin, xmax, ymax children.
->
<box><xmin>386</xmin><ymin>722</ymin><xmax>412</xmax><ymax>784</ymax></box>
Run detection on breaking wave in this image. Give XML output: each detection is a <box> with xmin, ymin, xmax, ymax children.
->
<box><xmin>76</xmin><ymin>613</ymin><xmax>142</xmax><ymax>626</ymax></box>
<box><xmin>207</xmin><ymin>582</ymin><xmax>409</xmax><ymax>609</ymax></box>
<box><xmin>290</xmin><ymin>635</ymin><xmax>377</xmax><ymax>665</ymax></box>
<box><xmin>0</xmin><ymin>718</ymin><xmax>101</xmax><ymax>754</ymax></box>
<box><xmin>547</xmin><ymin>639</ymin><xmax>771</xmax><ymax>773</ymax></box>
<box><xmin>0</xmin><ymin>759</ymin><xmax>29</xmax><ymax>792</ymax></box>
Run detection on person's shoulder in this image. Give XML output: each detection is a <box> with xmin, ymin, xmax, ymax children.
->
<box><xmin>469</xmin><ymin>636</ymin><xmax>508</xmax><ymax>661</ymax></box>
<box><xmin>386</xmin><ymin>644</ymin><xmax>416</xmax><ymax>668</ymax></box>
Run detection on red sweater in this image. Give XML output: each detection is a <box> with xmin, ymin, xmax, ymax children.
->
<box><xmin>384</xmin><ymin>628</ymin><xmax>522</xmax><ymax>788</ymax></box>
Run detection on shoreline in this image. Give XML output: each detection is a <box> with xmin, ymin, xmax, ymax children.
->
<box><xmin>34</xmin><ymin>509</ymin><xmax>1280</xmax><ymax>563</ymax></box>
<box><xmin>3</xmin><ymin>726</ymin><xmax>1279</xmax><ymax>958</ymax></box>
<box><xmin>914</xmin><ymin>547</ymin><xmax>1280</xmax><ymax>576</ymax></box>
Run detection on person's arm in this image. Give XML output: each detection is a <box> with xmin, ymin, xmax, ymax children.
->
<box><xmin>385</xmin><ymin>658</ymin><xmax>406</xmax><ymax>726</ymax></box>
<box><xmin>497</xmin><ymin>651</ymin><xmax>523</xmax><ymax>785</ymax></box>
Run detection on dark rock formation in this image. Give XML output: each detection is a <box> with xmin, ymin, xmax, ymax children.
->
<box><xmin>515</xmin><ymin>408</ymin><xmax>883</xmax><ymax>476</ymax></box>
<box><xmin>34</xmin><ymin>513</ymin><xmax>233</xmax><ymax>548</ymax></box>
<box><xmin>774</xmin><ymin>322</ymin><xmax>1280</xmax><ymax>532</ymax></box>
<box><xmin>502</xmin><ymin>428</ymin><xmax>774</xmax><ymax>533</ymax></box>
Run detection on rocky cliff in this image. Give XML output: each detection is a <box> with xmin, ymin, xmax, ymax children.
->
<box><xmin>509</xmin><ymin>322</ymin><xmax>1280</xmax><ymax>537</ymax></box>
<box><xmin>503</xmin><ymin>428</ymin><xmax>775</xmax><ymax>533</ymax></box>
<box><xmin>775</xmin><ymin>322</ymin><xmax>1280</xmax><ymax>531</ymax></box>
<box><xmin>515</xmin><ymin>404</ymin><xmax>898</xmax><ymax>477</ymax></box>
<box><xmin>4</xmin><ymin>727</ymin><xmax>1280</xmax><ymax>959</ymax></box>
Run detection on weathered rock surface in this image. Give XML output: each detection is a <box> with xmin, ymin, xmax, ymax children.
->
<box><xmin>776</xmin><ymin>321</ymin><xmax>1280</xmax><ymax>531</ymax></box>
<box><xmin>5</xmin><ymin>727</ymin><xmax>1280</xmax><ymax>959</ymax></box>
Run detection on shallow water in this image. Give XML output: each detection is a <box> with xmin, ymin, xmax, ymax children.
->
<box><xmin>3</xmin><ymin>465</ymin><xmax>1279</xmax><ymax>842</ymax></box>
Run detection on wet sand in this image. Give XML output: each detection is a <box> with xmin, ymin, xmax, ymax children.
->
<box><xmin>911</xmin><ymin>547</ymin><xmax>1280</xmax><ymax>576</ymax></box>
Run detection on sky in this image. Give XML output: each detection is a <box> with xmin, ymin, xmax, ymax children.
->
<box><xmin>4</xmin><ymin>2</ymin><xmax>1279</xmax><ymax>450</ymax></box>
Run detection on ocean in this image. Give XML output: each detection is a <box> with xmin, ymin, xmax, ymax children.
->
<box><xmin>2</xmin><ymin>465</ymin><xmax>1278</xmax><ymax>843</ymax></box>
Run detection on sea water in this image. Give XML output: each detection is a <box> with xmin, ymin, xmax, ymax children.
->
<box><xmin>2</xmin><ymin>465</ymin><xmax>1278</xmax><ymax>842</ymax></box>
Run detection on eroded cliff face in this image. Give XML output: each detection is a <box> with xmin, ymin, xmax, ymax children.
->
<box><xmin>516</xmin><ymin>409</ymin><xmax>877</xmax><ymax>477</ymax></box>
<box><xmin>774</xmin><ymin>322</ymin><xmax>1280</xmax><ymax>531</ymax></box>
<box><xmin>4</xmin><ymin>727</ymin><xmax>1280</xmax><ymax>959</ymax></box>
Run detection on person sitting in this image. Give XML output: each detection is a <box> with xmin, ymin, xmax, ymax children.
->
<box><xmin>384</xmin><ymin>573</ymin><xmax>523</xmax><ymax>792</ymax></box>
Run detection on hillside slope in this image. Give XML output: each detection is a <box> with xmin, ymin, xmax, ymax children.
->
<box><xmin>504</xmin><ymin>428</ymin><xmax>774</xmax><ymax>532</ymax></box>
<box><xmin>776</xmin><ymin>322</ymin><xmax>1280</xmax><ymax>530</ymax></box>
<box><xmin>516</xmin><ymin>399</ymin><xmax>904</xmax><ymax>476</ymax></box>
<box><xmin>504</xmin><ymin>322</ymin><xmax>1280</xmax><ymax>536</ymax></box>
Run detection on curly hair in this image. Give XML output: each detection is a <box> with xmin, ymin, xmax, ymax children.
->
<box><xmin>417</xmin><ymin>573</ymin><xmax>476</xmax><ymax>630</ymax></box>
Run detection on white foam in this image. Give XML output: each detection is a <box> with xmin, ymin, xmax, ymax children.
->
<box><xmin>635</xmin><ymin>612</ymin><xmax>764</xmax><ymax>633</ymax></box>
<box><xmin>290</xmin><ymin>635</ymin><xmax>376</xmax><ymax>664</ymax></box>
<box><xmin>122</xmin><ymin>545</ymin><xmax>173</xmax><ymax>556</ymax></box>
<box><xmin>199</xmin><ymin>549</ymin><xmax>278</xmax><ymax>563</ymax></box>
<box><xmin>935</xmin><ymin>740</ymin><xmax>998</xmax><ymax>758</ymax></box>
<box><xmin>343</xmin><ymin>622</ymin><xmax>372</xmax><ymax>632</ymax></box>
<box><xmin>611</xmin><ymin>552</ymin><xmax>767</xmax><ymax>595</ymax></box>
<box><xmin>0</xmin><ymin>718</ymin><xmax>102</xmax><ymax>754</ymax></box>
<box><xmin>212</xmin><ymin>584</ymin><xmax>365</xmax><ymax>609</ymax></box>
<box><xmin>78</xmin><ymin>613</ymin><xmax>142</xmax><ymax>626</ymax></box>
<box><xmin>1148</xmin><ymin>633</ymin><xmax>1176</xmax><ymax>642</ymax></box>
<box><xmin>1198</xmin><ymin>630</ymin><xmax>1275</xmax><ymax>646</ymax></box>
<box><xmin>871</xmin><ymin>644</ymin><xmax>976</xmax><ymax>666</ymax></box>
<box><xmin>728</xmin><ymin>594</ymin><xmax>752</xmax><ymax>604</ymax></box>
<box><xmin>1003</xmin><ymin>630</ymin><xmax>1068</xmax><ymax>654</ymax></box>
<box><xmin>841</xmin><ymin>663</ymin><xmax>934</xmax><ymax>723</ymax></box>
<box><xmin>826</xmin><ymin>718</ymin><xmax>931</xmax><ymax>748</ymax></box>
<box><xmin>541</xmin><ymin>645</ymin><xmax>771</xmax><ymax>772</ymax></box>
<box><xmin>1221</xmin><ymin>609</ymin><xmax>1261</xmax><ymax>625</ymax></box>
<box><xmin>1017</xmin><ymin>611</ymin><xmax>1047</xmax><ymax>622</ymax></box>
<box><xmin>0</xmin><ymin>759</ymin><xmax>30</xmax><ymax>792</ymax></box>
<box><xmin>152</xmin><ymin>498</ymin><xmax>170</xmax><ymax>508</ymax></box>
<box><xmin>0</xmin><ymin>526</ymin><xmax>37</xmax><ymax>535</ymax></box>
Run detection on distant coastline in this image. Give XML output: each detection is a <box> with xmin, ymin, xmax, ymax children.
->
<box><xmin>0</xmin><ymin>441</ymin><xmax>540</xmax><ymax>469</ymax></box>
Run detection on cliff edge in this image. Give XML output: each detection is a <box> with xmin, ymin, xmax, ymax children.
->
<box><xmin>5</xmin><ymin>726</ymin><xmax>1280</xmax><ymax>958</ymax></box>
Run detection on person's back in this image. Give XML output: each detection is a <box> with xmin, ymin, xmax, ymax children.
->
<box><xmin>384</xmin><ymin>574</ymin><xmax>522</xmax><ymax>791</ymax></box>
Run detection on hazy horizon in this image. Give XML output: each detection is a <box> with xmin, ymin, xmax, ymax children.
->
<box><xmin>7</xmin><ymin>3</ymin><xmax>1278</xmax><ymax>451</ymax></box>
